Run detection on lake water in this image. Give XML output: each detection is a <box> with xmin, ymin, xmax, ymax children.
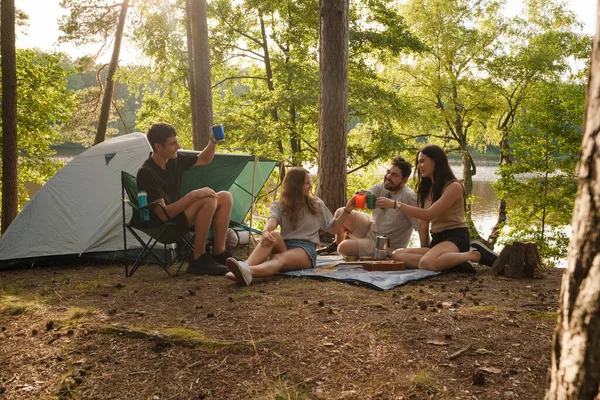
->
<box><xmin>449</xmin><ymin>158</ymin><xmax>501</xmax><ymax>239</ymax></box>
<box><xmin>448</xmin><ymin>158</ymin><xmax>569</xmax><ymax>268</ymax></box>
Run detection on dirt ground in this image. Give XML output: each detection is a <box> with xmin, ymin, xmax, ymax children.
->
<box><xmin>0</xmin><ymin>252</ymin><xmax>564</xmax><ymax>400</ymax></box>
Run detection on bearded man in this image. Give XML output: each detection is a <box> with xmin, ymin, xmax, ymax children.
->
<box><xmin>322</xmin><ymin>156</ymin><xmax>423</xmax><ymax>258</ymax></box>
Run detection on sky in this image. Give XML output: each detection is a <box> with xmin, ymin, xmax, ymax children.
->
<box><xmin>15</xmin><ymin>0</ymin><xmax>598</xmax><ymax>64</ymax></box>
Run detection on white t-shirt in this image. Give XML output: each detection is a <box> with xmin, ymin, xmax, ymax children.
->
<box><xmin>269</xmin><ymin>198</ymin><xmax>335</xmax><ymax>244</ymax></box>
<box><xmin>368</xmin><ymin>182</ymin><xmax>419</xmax><ymax>249</ymax></box>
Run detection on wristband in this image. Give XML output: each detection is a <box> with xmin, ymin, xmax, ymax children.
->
<box><xmin>393</xmin><ymin>201</ymin><xmax>397</xmax><ymax>209</ymax></box>
<box><xmin>343</xmin><ymin>208</ymin><xmax>351</xmax><ymax>214</ymax></box>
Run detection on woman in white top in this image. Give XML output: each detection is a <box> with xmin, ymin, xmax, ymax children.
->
<box><xmin>226</xmin><ymin>167</ymin><xmax>355</xmax><ymax>285</ymax></box>
<box><xmin>389</xmin><ymin>145</ymin><xmax>497</xmax><ymax>271</ymax></box>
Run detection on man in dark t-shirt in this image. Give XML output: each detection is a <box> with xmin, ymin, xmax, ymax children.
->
<box><xmin>137</xmin><ymin>122</ymin><xmax>232</xmax><ymax>275</ymax></box>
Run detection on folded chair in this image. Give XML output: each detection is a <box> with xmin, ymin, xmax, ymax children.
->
<box><xmin>121</xmin><ymin>171</ymin><xmax>194</xmax><ymax>277</ymax></box>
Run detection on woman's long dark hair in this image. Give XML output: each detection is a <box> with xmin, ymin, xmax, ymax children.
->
<box><xmin>414</xmin><ymin>145</ymin><xmax>459</xmax><ymax>208</ymax></box>
<box><xmin>280</xmin><ymin>167</ymin><xmax>318</xmax><ymax>229</ymax></box>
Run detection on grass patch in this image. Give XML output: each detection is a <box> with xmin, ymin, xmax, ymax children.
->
<box><xmin>67</xmin><ymin>307</ymin><xmax>94</xmax><ymax>320</ymax></box>
<box><xmin>411</xmin><ymin>369</ymin><xmax>435</xmax><ymax>389</ymax></box>
<box><xmin>74</xmin><ymin>281</ymin><xmax>106</xmax><ymax>292</ymax></box>
<box><xmin>267</xmin><ymin>296</ymin><xmax>294</xmax><ymax>308</ymax></box>
<box><xmin>377</xmin><ymin>328</ymin><xmax>393</xmax><ymax>341</ymax></box>
<box><xmin>102</xmin><ymin>325</ymin><xmax>269</xmax><ymax>352</ymax></box>
<box><xmin>0</xmin><ymin>294</ymin><xmax>38</xmax><ymax>316</ymax></box>
<box><xmin>163</xmin><ymin>327</ymin><xmax>208</xmax><ymax>342</ymax></box>
<box><xmin>519</xmin><ymin>310</ymin><xmax>558</xmax><ymax>322</ymax></box>
<box><xmin>286</xmin><ymin>278</ymin><xmax>318</xmax><ymax>290</ymax></box>
<box><xmin>0</xmin><ymin>295</ymin><xmax>29</xmax><ymax>316</ymax></box>
<box><xmin>471</xmin><ymin>305</ymin><xmax>507</xmax><ymax>312</ymax></box>
<box><xmin>229</xmin><ymin>289</ymin><xmax>260</xmax><ymax>301</ymax></box>
<box><xmin>0</xmin><ymin>286</ymin><xmax>25</xmax><ymax>296</ymax></box>
<box><xmin>260</xmin><ymin>379</ymin><xmax>314</xmax><ymax>400</ymax></box>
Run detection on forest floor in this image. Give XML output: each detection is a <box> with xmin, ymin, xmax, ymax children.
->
<box><xmin>0</xmin><ymin>250</ymin><xmax>564</xmax><ymax>400</ymax></box>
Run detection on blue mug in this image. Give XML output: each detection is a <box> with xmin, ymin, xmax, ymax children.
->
<box><xmin>211</xmin><ymin>124</ymin><xmax>225</xmax><ymax>142</ymax></box>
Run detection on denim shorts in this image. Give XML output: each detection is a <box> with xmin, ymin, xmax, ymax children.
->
<box><xmin>284</xmin><ymin>239</ymin><xmax>317</xmax><ymax>268</ymax></box>
<box><xmin>429</xmin><ymin>227</ymin><xmax>470</xmax><ymax>252</ymax></box>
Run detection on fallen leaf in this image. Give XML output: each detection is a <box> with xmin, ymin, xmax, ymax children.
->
<box><xmin>426</xmin><ymin>340</ymin><xmax>449</xmax><ymax>346</ymax></box>
<box><xmin>479</xmin><ymin>366</ymin><xmax>502</xmax><ymax>374</ymax></box>
<box><xmin>475</xmin><ymin>348</ymin><xmax>495</xmax><ymax>355</ymax></box>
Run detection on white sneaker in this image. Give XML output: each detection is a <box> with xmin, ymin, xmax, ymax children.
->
<box><xmin>224</xmin><ymin>272</ymin><xmax>236</xmax><ymax>281</ymax></box>
<box><xmin>226</xmin><ymin>258</ymin><xmax>253</xmax><ymax>286</ymax></box>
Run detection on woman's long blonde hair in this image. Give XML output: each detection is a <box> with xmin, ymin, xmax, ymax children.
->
<box><xmin>280</xmin><ymin>167</ymin><xmax>319</xmax><ymax>229</ymax></box>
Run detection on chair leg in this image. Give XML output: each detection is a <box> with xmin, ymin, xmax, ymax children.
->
<box><xmin>123</xmin><ymin>225</ymin><xmax>196</xmax><ymax>278</ymax></box>
<box><xmin>170</xmin><ymin>232</ymin><xmax>195</xmax><ymax>276</ymax></box>
<box><xmin>125</xmin><ymin>226</ymin><xmax>172</xmax><ymax>277</ymax></box>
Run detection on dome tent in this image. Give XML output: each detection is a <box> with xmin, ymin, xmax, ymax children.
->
<box><xmin>0</xmin><ymin>133</ymin><xmax>276</xmax><ymax>269</ymax></box>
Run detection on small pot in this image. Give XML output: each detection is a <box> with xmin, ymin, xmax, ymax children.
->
<box><xmin>375</xmin><ymin>235</ymin><xmax>389</xmax><ymax>251</ymax></box>
<box><xmin>374</xmin><ymin>249</ymin><xmax>388</xmax><ymax>260</ymax></box>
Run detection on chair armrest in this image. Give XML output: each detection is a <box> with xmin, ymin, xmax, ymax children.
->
<box><xmin>122</xmin><ymin>199</ymin><xmax>172</xmax><ymax>221</ymax></box>
<box><xmin>147</xmin><ymin>201</ymin><xmax>172</xmax><ymax>221</ymax></box>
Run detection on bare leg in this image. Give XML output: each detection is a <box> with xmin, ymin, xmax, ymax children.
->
<box><xmin>211</xmin><ymin>191</ymin><xmax>233</xmax><ymax>255</ymax></box>
<box><xmin>417</xmin><ymin>241</ymin><xmax>479</xmax><ymax>272</ymax></box>
<box><xmin>249</xmin><ymin>248</ymin><xmax>312</xmax><ymax>277</ymax></box>
<box><xmin>336</xmin><ymin>210</ymin><xmax>367</xmax><ymax>257</ymax></box>
<box><xmin>184</xmin><ymin>197</ymin><xmax>217</xmax><ymax>260</ymax></box>
<box><xmin>246</xmin><ymin>231</ymin><xmax>287</xmax><ymax>266</ymax></box>
<box><xmin>392</xmin><ymin>247</ymin><xmax>429</xmax><ymax>269</ymax></box>
<box><xmin>332</xmin><ymin>207</ymin><xmax>353</xmax><ymax>244</ymax></box>
<box><xmin>337</xmin><ymin>239</ymin><xmax>360</xmax><ymax>257</ymax></box>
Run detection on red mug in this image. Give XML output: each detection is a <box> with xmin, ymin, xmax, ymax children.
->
<box><xmin>354</xmin><ymin>193</ymin><xmax>366</xmax><ymax>209</ymax></box>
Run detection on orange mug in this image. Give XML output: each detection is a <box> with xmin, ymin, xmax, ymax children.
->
<box><xmin>354</xmin><ymin>193</ymin><xmax>366</xmax><ymax>209</ymax></box>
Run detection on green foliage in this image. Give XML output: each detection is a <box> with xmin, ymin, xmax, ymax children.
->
<box><xmin>56</xmin><ymin>55</ymin><xmax>141</xmax><ymax>144</ymax></box>
<box><xmin>0</xmin><ymin>49</ymin><xmax>76</xmax><ymax>210</ymax></box>
<box><xmin>346</xmin><ymin>163</ymin><xmax>382</xmax><ymax>198</ymax></box>
<box><xmin>493</xmin><ymin>81</ymin><xmax>583</xmax><ymax>265</ymax></box>
<box><xmin>120</xmin><ymin>0</ymin><xmax>422</xmax><ymax>169</ymax></box>
<box><xmin>58</xmin><ymin>0</ymin><xmax>122</xmax><ymax>51</ymax></box>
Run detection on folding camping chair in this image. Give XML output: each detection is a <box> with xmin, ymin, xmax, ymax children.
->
<box><xmin>121</xmin><ymin>171</ymin><xmax>194</xmax><ymax>277</ymax></box>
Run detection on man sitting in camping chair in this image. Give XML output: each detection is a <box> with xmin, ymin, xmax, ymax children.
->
<box><xmin>136</xmin><ymin>122</ymin><xmax>232</xmax><ymax>275</ymax></box>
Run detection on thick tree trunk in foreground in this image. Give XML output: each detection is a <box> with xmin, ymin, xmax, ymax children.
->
<box><xmin>189</xmin><ymin>0</ymin><xmax>213</xmax><ymax>150</ymax></box>
<box><xmin>94</xmin><ymin>0</ymin><xmax>129</xmax><ymax>146</ymax></box>
<box><xmin>545</xmin><ymin>6</ymin><xmax>600</xmax><ymax>398</ymax></box>
<box><xmin>316</xmin><ymin>0</ymin><xmax>349</xmax><ymax>212</ymax></box>
<box><xmin>1</xmin><ymin>0</ymin><xmax>18</xmax><ymax>233</ymax></box>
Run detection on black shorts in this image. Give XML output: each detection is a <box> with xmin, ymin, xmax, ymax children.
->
<box><xmin>168</xmin><ymin>212</ymin><xmax>190</xmax><ymax>231</ymax></box>
<box><xmin>429</xmin><ymin>227</ymin><xmax>470</xmax><ymax>252</ymax></box>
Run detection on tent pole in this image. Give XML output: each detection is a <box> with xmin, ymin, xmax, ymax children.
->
<box><xmin>248</xmin><ymin>155</ymin><xmax>258</xmax><ymax>253</ymax></box>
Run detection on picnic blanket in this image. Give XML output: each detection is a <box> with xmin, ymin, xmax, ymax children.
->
<box><xmin>279</xmin><ymin>255</ymin><xmax>440</xmax><ymax>291</ymax></box>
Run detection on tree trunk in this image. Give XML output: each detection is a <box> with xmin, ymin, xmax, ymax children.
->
<box><xmin>1</xmin><ymin>0</ymin><xmax>18</xmax><ymax>233</ymax></box>
<box><xmin>461</xmin><ymin>149</ymin><xmax>485</xmax><ymax>243</ymax></box>
<box><xmin>259</xmin><ymin>10</ymin><xmax>284</xmax><ymax>156</ymax></box>
<box><xmin>489</xmin><ymin>134</ymin><xmax>510</xmax><ymax>246</ymax></box>
<box><xmin>185</xmin><ymin>0</ymin><xmax>198</xmax><ymax>142</ymax></box>
<box><xmin>545</xmin><ymin>8</ymin><xmax>600</xmax><ymax>398</ymax></box>
<box><xmin>94</xmin><ymin>0</ymin><xmax>129</xmax><ymax>146</ymax></box>
<box><xmin>316</xmin><ymin>0</ymin><xmax>349</xmax><ymax>213</ymax></box>
<box><xmin>290</xmin><ymin>103</ymin><xmax>301</xmax><ymax>166</ymax></box>
<box><xmin>189</xmin><ymin>0</ymin><xmax>213</xmax><ymax>150</ymax></box>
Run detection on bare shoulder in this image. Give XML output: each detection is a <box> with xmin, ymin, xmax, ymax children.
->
<box><xmin>442</xmin><ymin>181</ymin><xmax>464</xmax><ymax>197</ymax></box>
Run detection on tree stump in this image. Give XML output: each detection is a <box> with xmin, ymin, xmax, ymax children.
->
<box><xmin>491</xmin><ymin>241</ymin><xmax>543</xmax><ymax>279</ymax></box>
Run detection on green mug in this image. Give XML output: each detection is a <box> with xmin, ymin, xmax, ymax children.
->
<box><xmin>366</xmin><ymin>194</ymin><xmax>377</xmax><ymax>209</ymax></box>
